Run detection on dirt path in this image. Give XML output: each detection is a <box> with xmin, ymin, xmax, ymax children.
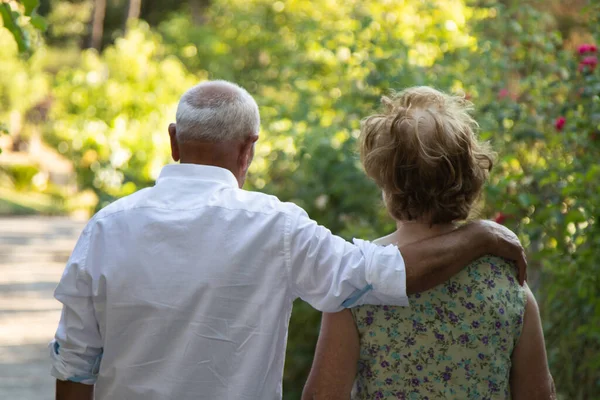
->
<box><xmin>0</xmin><ymin>217</ymin><xmax>85</xmax><ymax>400</ymax></box>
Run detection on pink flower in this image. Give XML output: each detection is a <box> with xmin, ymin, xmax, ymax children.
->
<box><xmin>579</xmin><ymin>56</ymin><xmax>598</xmax><ymax>72</ymax></box>
<box><xmin>578</xmin><ymin>44</ymin><xmax>591</xmax><ymax>54</ymax></box>
<box><xmin>494</xmin><ymin>213</ymin><xmax>507</xmax><ymax>225</ymax></box>
<box><xmin>555</xmin><ymin>116</ymin><xmax>566</xmax><ymax>131</ymax></box>
<box><xmin>579</xmin><ymin>44</ymin><xmax>597</xmax><ymax>54</ymax></box>
<box><xmin>498</xmin><ymin>88</ymin><xmax>509</xmax><ymax>99</ymax></box>
<box><xmin>582</xmin><ymin>55</ymin><xmax>598</xmax><ymax>68</ymax></box>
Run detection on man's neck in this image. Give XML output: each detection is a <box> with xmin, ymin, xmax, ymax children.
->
<box><xmin>178</xmin><ymin>141</ymin><xmax>240</xmax><ymax>179</ymax></box>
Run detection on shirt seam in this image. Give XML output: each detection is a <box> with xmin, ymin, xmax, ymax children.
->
<box><xmin>283</xmin><ymin>212</ymin><xmax>296</xmax><ymax>299</ymax></box>
<box><xmin>92</xmin><ymin>200</ymin><xmax>294</xmax><ymax>224</ymax></box>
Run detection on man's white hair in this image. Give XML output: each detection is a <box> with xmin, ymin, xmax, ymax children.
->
<box><xmin>175</xmin><ymin>80</ymin><xmax>260</xmax><ymax>142</ymax></box>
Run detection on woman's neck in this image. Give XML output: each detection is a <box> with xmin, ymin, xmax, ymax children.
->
<box><xmin>391</xmin><ymin>220</ymin><xmax>458</xmax><ymax>246</ymax></box>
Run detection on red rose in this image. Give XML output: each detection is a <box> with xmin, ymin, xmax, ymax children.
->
<box><xmin>494</xmin><ymin>213</ymin><xmax>507</xmax><ymax>225</ymax></box>
<box><xmin>555</xmin><ymin>116</ymin><xmax>566</xmax><ymax>131</ymax></box>
<box><xmin>498</xmin><ymin>88</ymin><xmax>509</xmax><ymax>99</ymax></box>
<box><xmin>582</xmin><ymin>55</ymin><xmax>598</xmax><ymax>69</ymax></box>
<box><xmin>578</xmin><ymin>44</ymin><xmax>591</xmax><ymax>54</ymax></box>
<box><xmin>578</xmin><ymin>44</ymin><xmax>597</xmax><ymax>54</ymax></box>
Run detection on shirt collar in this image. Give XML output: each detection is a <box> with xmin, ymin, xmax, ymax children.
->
<box><xmin>157</xmin><ymin>163</ymin><xmax>239</xmax><ymax>188</ymax></box>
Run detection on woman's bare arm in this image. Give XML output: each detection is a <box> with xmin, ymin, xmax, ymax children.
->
<box><xmin>510</xmin><ymin>284</ymin><xmax>556</xmax><ymax>399</ymax></box>
<box><xmin>302</xmin><ymin>310</ymin><xmax>359</xmax><ymax>400</ymax></box>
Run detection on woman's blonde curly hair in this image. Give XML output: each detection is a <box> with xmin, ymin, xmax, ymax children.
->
<box><xmin>359</xmin><ymin>86</ymin><xmax>495</xmax><ymax>224</ymax></box>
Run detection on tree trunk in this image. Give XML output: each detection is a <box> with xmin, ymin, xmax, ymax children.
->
<box><xmin>124</xmin><ymin>0</ymin><xmax>142</xmax><ymax>32</ymax></box>
<box><xmin>88</xmin><ymin>0</ymin><xmax>106</xmax><ymax>51</ymax></box>
<box><xmin>189</xmin><ymin>0</ymin><xmax>211</xmax><ymax>25</ymax></box>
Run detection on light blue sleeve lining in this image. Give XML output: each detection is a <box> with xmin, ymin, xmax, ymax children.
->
<box><xmin>51</xmin><ymin>340</ymin><xmax>103</xmax><ymax>384</ymax></box>
<box><xmin>341</xmin><ymin>284</ymin><xmax>373</xmax><ymax>308</ymax></box>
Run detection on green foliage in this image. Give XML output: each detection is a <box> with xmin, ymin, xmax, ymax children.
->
<box><xmin>0</xmin><ymin>0</ymin><xmax>598</xmax><ymax>398</ymax></box>
<box><xmin>460</xmin><ymin>3</ymin><xmax>600</xmax><ymax>395</ymax></box>
<box><xmin>4</xmin><ymin>163</ymin><xmax>39</xmax><ymax>190</ymax></box>
<box><xmin>44</xmin><ymin>0</ymin><xmax>92</xmax><ymax>47</ymax></box>
<box><xmin>44</xmin><ymin>22</ymin><xmax>198</xmax><ymax>208</ymax></box>
<box><xmin>0</xmin><ymin>124</ymin><xmax>6</xmax><ymax>154</ymax></box>
<box><xmin>0</xmin><ymin>0</ymin><xmax>46</xmax><ymax>54</ymax></box>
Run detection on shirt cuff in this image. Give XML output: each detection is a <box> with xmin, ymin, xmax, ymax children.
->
<box><xmin>49</xmin><ymin>340</ymin><xmax>101</xmax><ymax>385</ymax></box>
<box><xmin>352</xmin><ymin>238</ymin><xmax>409</xmax><ymax>307</ymax></box>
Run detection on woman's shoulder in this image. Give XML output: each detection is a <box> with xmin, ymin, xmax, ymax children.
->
<box><xmin>372</xmin><ymin>232</ymin><xmax>397</xmax><ymax>246</ymax></box>
<box><xmin>472</xmin><ymin>254</ymin><xmax>516</xmax><ymax>268</ymax></box>
<box><xmin>467</xmin><ymin>255</ymin><xmax>520</xmax><ymax>282</ymax></box>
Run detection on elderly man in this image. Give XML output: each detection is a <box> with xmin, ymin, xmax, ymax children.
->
<box><xmin>51</xmin><ymin>81</ymin><xmax>526</xmax><ymax>400</ymax></box>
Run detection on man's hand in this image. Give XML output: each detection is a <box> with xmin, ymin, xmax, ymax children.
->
<box><xmin>56</xmin><ymin>380</ymin><xmax>94</xmax><ymax>400</ymax></box>
<box><xmin>401</xmin><ymin>219</ymin><xmax>528</xmax><ymax>294</ymax></box>
<box><xmin>472</xmin><ymin>220</ymin><xmax>528</xmax><ymax>284</ymax></box>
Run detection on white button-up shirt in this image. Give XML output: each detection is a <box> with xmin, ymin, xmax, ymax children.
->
<box><xmin>50</xmin><ymin>164</ymin><xmax>408</xmax><ymax>399</ymax></box>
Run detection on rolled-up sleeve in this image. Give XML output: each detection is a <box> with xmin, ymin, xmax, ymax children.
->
<box><xmin>49</xmin><ymin>225</ymin><xmax>103</xmax><ymax>384</ymax></box>
<box><xmin>284</xmin><ymin>205</ymin><xmax>408</xmax><ymax>312</ymax></box>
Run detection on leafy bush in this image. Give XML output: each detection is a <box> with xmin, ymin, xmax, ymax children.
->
<box><xmin>44</xmin><ymin>23</ymin><xmax>197</xmax><ymax>208</ymax></box>
<box><xmin>3</xmin><ymin>164</ymin><xmax>39</xmax><ymax>190</ymax></box>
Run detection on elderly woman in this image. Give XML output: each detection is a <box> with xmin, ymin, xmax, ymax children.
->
<box><xmin>302</xmin><ymin>87</ymin><xmax>555</xmax><ymax>400</ymax></box>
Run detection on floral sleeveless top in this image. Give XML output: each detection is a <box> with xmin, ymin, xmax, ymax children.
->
<box><xmin>351</xmin><ymin>256</ymin><xmax>526</xmax><ymax>400</ymax></box>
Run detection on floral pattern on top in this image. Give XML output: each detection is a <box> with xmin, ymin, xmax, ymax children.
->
<box><xmin>351</xmin><ymin>256</ymin><xmax>526</xmax><ymax>400</ymax></box>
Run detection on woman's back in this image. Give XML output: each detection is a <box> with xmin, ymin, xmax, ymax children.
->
<box><xmin>351</xmin><ymin>255</ymin><xmax>526</xmax><ymax>400</ymax></box>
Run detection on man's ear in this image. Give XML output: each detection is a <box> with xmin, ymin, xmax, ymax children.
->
<box><xmin>239</xmin><ymin>134</ymin><xmax>259</xmax><ymax>173</ymax></box>
<box><xmin>168</xmin><ymin>123</ymin><xmax>180</xmax><ymax>162</ymax></box>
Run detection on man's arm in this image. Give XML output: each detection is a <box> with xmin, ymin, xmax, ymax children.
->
<box><xmin>56</xmin><ymin>380</ymin><xmax>94</xmax><ymax>400</ymax></box>
<box><xmin>285</xmin><ymin>205</ymin><xmax>526</xmax><ymax>311</ymax></box>
<box><xmin>50</xmin><ymin>224</ymin><xmax>103</xmax><ymax>399</ymax></box>
<box><xmin>401</xmin><ymin>220</ymin><xmax>527</xmax><ymax>294</ymax></box>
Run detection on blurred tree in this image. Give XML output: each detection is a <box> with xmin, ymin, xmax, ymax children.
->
<box><xmin>44</xmin><ymin>23</ymin><xmax>198</xmax><ymax>206</ymax></box>
<box><xmin>87</xmin><ymin>0</ymin><xmax>106</xmax><ymax>50</ymax></box>
<box><xmin>124</xmin><ymin>0</ymin><xmax>142</xmax><ymax>31</ymax></box>
<box><xmin>45</xmin><ymin>0</ymin><xmax>92</xmax><ymax>48</ymax></box>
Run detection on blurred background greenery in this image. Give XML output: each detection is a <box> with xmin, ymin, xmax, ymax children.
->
<box><xmin>1</xmin><ymin>0</ymin><xmax>599</xmax><ymax>398</ymax></box>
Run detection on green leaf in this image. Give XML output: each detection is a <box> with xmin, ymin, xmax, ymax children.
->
<box><xmin>0</xmin><ymin>5</ymin><xmax>28</xmax><ymax>53</ymax></box>
<box><xmin>565</xmin><ymin>209</ymin><xmax>586</xmax><ymax>224</ymax></box>
<box><xmin>517</xmin><ymin>193</ymin><xmax>532</xmax><ymax>207</ymax></box>
<box><xmin>30</xmin><ymin>14</ymin><xmax>47</xmax><ymax>32</ymax></box>
<box><xmin>21</xmin><ymin>0</ymin><xmax>39</xmax><ymax>16</ymax></box>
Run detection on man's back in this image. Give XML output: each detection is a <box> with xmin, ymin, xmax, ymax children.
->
<box><xmin>54</xmin><ymin>165</ymin><xmax>297</xmax><ymax>399</ymax></box>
